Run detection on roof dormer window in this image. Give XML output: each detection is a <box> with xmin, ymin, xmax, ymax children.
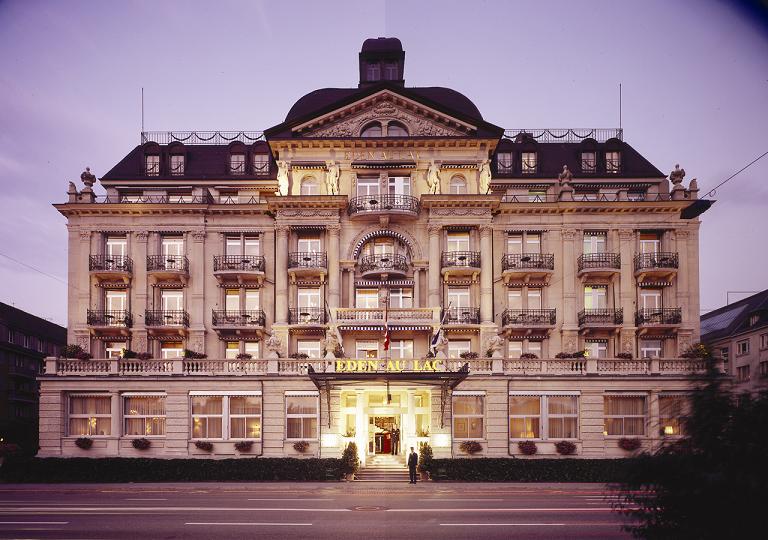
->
<box><xmin>170</xmin><ymin>154</ymin><xmax>185</xmax><ymax>176</ymax></box>
<box><xmin>366</xmin><ymin>63</ymin><xmax>381</xmax><ymax>82</ymax></box>
<box><xmin>497</xmin><ymin>152</ymin><xmax>513</xmax><ymax>174</ymax></box>
<box><xmin>229</xmin><ymin>153</ymin><xmax>245</xmax><ymax>175</ymax></box>
<box><xmin>361</xmin><ymin>122</ymin><xmax>383</xmax><ymax>137</ymax></box>
<box><xmin>145</xmin><ymin>154</ymin><xmax>160</xmax><ymax>176</ymax></box>
<box><xmin>384</xmin><ymin>62</ymin><xmax>398</xmax><ymax>80</ymax></box>
<box><xmin>253</xmin><ymin>153</ymin><xmax>269</xmax><ymax>177</ymax></box>
<box><xmin>581</xmin><ymin>151</ymin><xmax>596</xmax><ymax>173</ymax></box>
<box><xmin>606</xmin><ymin>151</ymin><xmax>621</xmax><ymax>174</ymax></box>
<box><xmin>521</xmin><ymin>151</ymin><xmax>537</xmax><ymax>175</ymax></box>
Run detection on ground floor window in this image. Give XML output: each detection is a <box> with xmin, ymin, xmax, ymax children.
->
<box><xmin>68</xmin><ymin>394</ymin><xmax>111</xmax><ymax>436</ymax></box>
<box><xmin>191</xmin><ymin>393</ymin><xmax>262</xmax><ymax>440</ymax></box>
<box><xmin>191</xmin><ymin>396</ymin><xmax>223</xmax><ymax>438</ymax></box>
<box><xmin>229</xmin><ymin>396</ymin><xmax>262</xmax><ymax>439</ymax></box>
<box><xmin>452</xmin><ymin>392</ymin><xmax>484</xmax><ymax>439</ymax></box>
<box><xmin>658</xmin><ymin>394</ymin><xmax>688</xmax><ymax>436</ymax></box>
<box><xmin>286</xmin><ymin>392</ymin><xmax>319</xmax><ymax>440</ymax></box>
<box><xmin>123</xmin><ymin>394</ymin><xmax>166</xmax><ymax>436</ymax></box>
<box><xmin>508</xmin><ymin>394</ymin><xmax>579</xmax><ymax>440</ymax></box>
<box><xmin>604</xmin><ymin>394</ymin><xmax>646</xmax><ymax>436</ymax></box>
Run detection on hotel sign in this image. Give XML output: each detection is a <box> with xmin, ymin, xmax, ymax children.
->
<box><xmin>344</xmin><ymin>150</ymin><xmax>422</xmax><ymax>161</ymax></box>
<box><xmin>335</xmin><ymin>359</ymin><xmax>444</xmax><ymax>373</ymax></box>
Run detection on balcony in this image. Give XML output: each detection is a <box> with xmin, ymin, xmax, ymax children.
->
<box><xmin>577</xmin><ymin>253</ymin><xmax>621</xmax><ymax>279</ymax></box>
<box><xmin>358</xmin><ymin>253</ymin><xmax>409</xmax><ymax>279</ymax></box>
<box><xmin>147</xmin><ymin>255</ymin><xmax>189</xmax><ymax>284</ymax></box>
<box><xmin>213</xmin><ymin>255</ymin><xmax>266</xmax><ymax>285</ymax></box>
<box><xmin>289</xmin><ymin>307</ymin><xmax>327</xmax><ymax>326</ymax></box>
<box><xmin>347</xmin><ymin>194</ymin><xmax>419</xmax><ymax>219</ymax></box>
<box><xmin>634</xmin><ymin>252</ymin><xmax>679</xmax><ymax>281</ymax></box>
<box><xmin>89</xmin><ymin>255</ymin><xmax>133</xmax><ymax>283</ymax></box>
<box><xmin>501</xmin><ymin>309</ymin><xmax>556</xmax><ymax>331</ymax></box>
<box><xmin>212</xmin><ymin>310</ymin><xmax>266</xmax><ymax>336</ymax></box>
<box><xmin>501</xmin><ymin>253</ymin><xmax>554</xmax><ymax>284</ymax></box>
<box><xmin>288</xmin><ymin>252</ymin><xmax>327</xmax><ymax>281</ymax></box>
<box><xmin>144</xmin><ymin>310</ymin><xmax>189</xmax><ymax>336</ymax></box>
<box><xmin>86</xmin><ymin>310</ymin><xmax>132</xmax><ymax>336</ymax></box>
<box><xmin>334</xmin><ymin>307</ymin><xmax>438</xmax><ymax>331</ymax></box>
<box><xmin>578</xmin><ymin>308</ymin><xmax>623</xmax><ymax>329</ymax></box>
<box><xmin>443</xmin><ymin>307</ymin><xmax>480</xmax><ymax>325</ymax></box>
<box><xmin>441</xmin><ymin>251</ymin><xmax>481</xmax><ymax>280</ymax></box>
<box><xmin>636</xmin><ymin>308</ymin><xmax>682</xmax><ymax>332</ymax></box>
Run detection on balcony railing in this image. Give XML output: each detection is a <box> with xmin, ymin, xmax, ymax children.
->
<box><xmin>95</xmin><ymin>194</ymin><xmax>215</xmax><ymax>204</ymax></box>
<box><xmin>89</xmin><ymin>255</ymin><xmax>133</xmax><ymax>273</ymax></box>
<box><xmin>212</xmin><ymin>310</ymin><xmax>266</xmax><ymax>327</ymax></box>
<box><xmin>289</xmin><ymin>307</ymin><xmax>327</xmax><ymax>325</ymax></box>
<box><xmin>500</xmin><ymin>193</ymin><xmax>676</xmax><ymax>203</ymax></box>
<box><xmin>501</xmin><ymin>253</ymin><xmax>554</xmax><ymax>271</ymax></box>
<box><xmin>577</xmin><ymin>253</ymin><xmax>621</xmax><ymax>272</ymax></box>
<box><xmin>636</xmin><ymin>308</ymin><xmax>682</xmax><ymax>326</ymax></box>
<box><xmin>634</xmin><ymin>252</ymin><xmax>679</xmax><ymax>272</ymax></box>
<box><xmin>578</xmin><ymin>308</ymin><xmax>623</xmax><ymax>326</ymax></box>
<box><xmin>147</xmin><ymin>255</ymin><xmax>189</xmax><ymax>272</ymax></box>
<box><xmin>358</xmin><ymin>253</ymin><xmax>409</xmax><ymax>274</ymax></box>
<box><xmin>503</xmin><ymin>128</ymin><xmax>623</xmax><ymax>143</ymax></box>
<box><xmin>87</xmin><ymin>310</ymin><xmax>132</xmax><ymax>327</ymax></box>
<box><xmin>443</xmin><ymin>307</ymin><xmax>480</xmax><ymax>325</ymax></box>
<box><xmin>213</xmin><ymin>255</ymin><xmax>265</xmax><ymax>272</ymax></box>
<box><xmin>141</xmin><ymin>131</ymin><xmax>265</xmax><ymax>145</ymax></box>
<box><xmin>501</xmin><ymin>309</ymin><xmax>557</xmax><ymax>327</ymax></box>
<box><xmin>288</xmin><ymin>252</ymin><xmax>327</xmax><ymax>269</ymax></box>
<box><xmin>441</xmin><ymin>251</ymin><xmax>481</xmax><ymax>268</ymax></box>
<box><xmin>335</xmin><ymin>308</ymin><xmax>436</xmax><ymax>322</ymax></box>
<box><xmin>348</xmin><ymin>194</ymin><xmax>420</xmax><ymax>215</ymax></box>
<box><xmin>145</xmin><ymin>310</ymin><xmax>190</xmax><ymax>327</ymax></box>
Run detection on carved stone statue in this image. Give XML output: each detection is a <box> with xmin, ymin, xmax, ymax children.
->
<box><xmin>322</xmin><ymin>331</ymin><xmax>341</xmax><ymax>360</ymax></box>
<box><xmin>68</xmin><ymin>181</ymin><xmax>78</xmax><ymax>194</ymax></box>
<box><xmin>426</xmin><ymin>161</ymin><xmax>441</xmax><ymax>194</ymax></box>
<box><xmin>434</xmin><ymin>333</ymin><xmax>449</xmax><ymax>358</ymax></box>
<box><xmin>558</xmin><ymin>165</ymin><xmax>573</xmax><ymax>185</ymax></box>
<box><xmin>265</xmin><ymin>334</ymin><xmax>283</xmax><ymax>358</ymax></box>
<box><xmin>478</xmin><ymin>160</ymin><xmax>491</xmax><ymax>194</ymax></box>
<box><xmin>669</xmin><ymin>164</ymin><xmax>686</xmax><ymax>186</ymax></box>
<box><xmin>484</xmin><ymin>334</ymin><xmax>505</xmax><ymax>358</ymax></box>
<box><xmin>80</xmin><ymin>167</ymin><xmax>96</xmax><ymax>189</ymax></box>
<box><xmin>325</xmin><ymin>161</ymin><xmax>340</xmax><ymax>195</ymax></box>
<box><xmin>277</xmin><ymin>160</ymin><xmax>290</xmax><ymax>196</ymax></box>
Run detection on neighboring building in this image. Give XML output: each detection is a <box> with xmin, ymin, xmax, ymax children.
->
<box><xmin>701</xmin><ymin>289</ymin><xmax>768</xmax><ymax>391</ymax></box>
<box><xmin>0</xmin><ymin>303</ymin><xmax>66</xmax><ymax>452</ymax></box>
<box><xmin>40</xmin><ymin>38</ymin><xmax>710</xmax><ymax>462</ymax></box>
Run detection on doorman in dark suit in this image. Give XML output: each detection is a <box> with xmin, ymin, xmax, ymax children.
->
<box><xmin>407</xmin><ymin>446</ymin><xmax>418</xmax><ymax>484</ymax></box>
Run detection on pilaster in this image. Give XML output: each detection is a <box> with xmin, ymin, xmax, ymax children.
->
<box><xmin>427</xmin><ymin>224</ymin><xmax>441</xmax><ymax>308</ymax></box>
<box><xmin>327</xmin><ymin>224</ymin><xmax>341</xmax><ymax>309</ymax></box>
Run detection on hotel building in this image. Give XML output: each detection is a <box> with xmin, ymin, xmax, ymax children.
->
<box><xmin>40</xmin><ymin>38</ymin><xmax>711</xmax><ymax>464</ymax></box>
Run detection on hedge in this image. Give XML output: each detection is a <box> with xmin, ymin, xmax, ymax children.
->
<box><xmin>429</xmin><ymin>458</ymin><xmax>636</xmax><ymax>482</ymax></box>
<box><xmin>0</xmin><ymin>457</ymin><xmax>344</xmax><ymax>483</ymax></box>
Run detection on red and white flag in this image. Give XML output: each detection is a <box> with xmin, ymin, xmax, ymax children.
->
<box><xmin>383</xmin><ymin>300</ymin><xmax>391</xmax><ymax>351</ymax></box>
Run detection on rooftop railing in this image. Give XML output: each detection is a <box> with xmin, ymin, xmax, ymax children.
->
<box><xmin>499</xmin><ymin>193</ymin><xmax>674</xmax><ymax>203</ymax></box>
<box><xmin>503</xmin><ymin>128</ymin><xmax>623</xmax><ymax>143</ymax></box>
<box><xmin>94</xmin><ymin>194</ymin><xmax>215</xmax><ymax>204</ymax></box>
<box><xmin>141</xmin><ymin>131</ymin><xmax>265</xmax><ymax>145</ymax></box>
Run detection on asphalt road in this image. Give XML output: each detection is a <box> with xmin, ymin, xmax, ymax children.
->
<box><xmin>0</xmin><ymin>482</ymin><xmax>633</xmax><ymax>539</ymax></box>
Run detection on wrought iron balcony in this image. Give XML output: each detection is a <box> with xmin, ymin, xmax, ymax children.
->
<box><xmin>577</xmin><ymin>253</ymin><xmax>621</xmax><ymax>272</ymax></box>
<box><xmin>347</xmin><ymin>194</ymin><xmax>420</xmax><ymax>216</ymax></box>
<box><xmin>441</xmin><ymin>251</ymin><xmax>481</xmax><ymax>269</ymax></box>
<box><xmin>288</xmin><ymin>252</ymin><xmax>327</xmax><ymax>270</ymax></box>
<box><xmin>578</xmin><ymin>308</ymin><xmax>623</xmax><ymax>326</ymax></box>
<box><xmin>145</xmin><ymin>310</ymin><xmax>189</xmax><ymax>327</ymax></box>
<box><xmin>636</xmin><ymin>308</ymin><xmax>682</xmax><ymax>326</ymax></box>
<box><xmin>212</xmin><ymin>310</ymin><xmax>266</xmax><ymax>327</ymax></box>
<box><xmin>358</xmin><ymin>253</ymin><xmax>409</xmax><ymax>275</ymax></box>
<box><xmin>501</xmin><ymin>309</ymin><xmax>556</xmax><ymax>327</ymax></box>
<box><xmin>289</xmin><ymin>307</ymin><xmax>327</xmax><ymax>325</ymax></box>
<box><xmin>443</xmin><ymin>307</ymin><xmax>480</xmax><ymax>325</ymax></box>
<box><xmin>213</xmin><ymin>255</ymin><xmax>265</xmax><ymax>272</ymax></box>
<box><xmin>634</xmin><ymin>252</ymin><xmax>679</xmax><ymax>272</ymax></box>
<box><xmin>87</xmin><ymin>310</ymin><xmax>132</xmax><ymax>327</ymax></box>
<box><xmin>89</xmin><ymin>255</ymin><xmax>133</xmax><ymax>273</ymax></box>
<box><xmin>501</xmin><ymin>253</ymin><xmax>554</xmax><ymax>271</ymax></box>
<box><xmin>147</xmin><ymin>255</ymin><xmax>189</xmax><ymax>272</ymax></box>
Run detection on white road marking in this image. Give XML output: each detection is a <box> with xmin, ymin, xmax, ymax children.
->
<box><xmin>441</xmin><ymin>523</ymin><xmax>566</xmax><ymax>526</ymax></box>
<box><xmin>424</xmin><ymin>498</ymin><xmax>504</xmax><ymax>502</ymax></box>
<box><xmin>246</xmin><ymin>498</ymin><xmax>333</xmax><ymax>502</ymax></box>
<box><xmin>186</xmin><ymin>522</ymin><xmax>312</xmax><ymax>526</ymax></box>
<box><xmin>125</xmin><ymin>498</ymin><xmax>168</xmax><ymax>501</ymax></box>
<box><xmin>0</xmin><ymin>506</ymin><xmax>350</xmax><ymax>513</ymax></box>
<box><xmin>0</xmin><ymin>521</ymin><xmax>69</xmax><ymax>524</ymax></box>
<box><xmin>388</xmin><ymin>507</ymin><xmax>620</xmax><ymax>512</ymax></box>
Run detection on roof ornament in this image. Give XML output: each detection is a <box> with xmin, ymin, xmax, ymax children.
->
<box><xmin>426</xmin><ymin>161</ymin><xmax>441</xmax><ymax>194</ymax></box>
<box><xmin>478</xmin><ymin>160</ymin><xmax>491</xmax><ymax>194</ymax></box>
<box><xmin>558</xmin><ymin>165</ymin><xmax>574</xmax><ymax>201</ymax></box>
<box><xmin>80</xmin><ymin>167</ymin><xmax>96</xmax><ymax>190</ymax></box>
<box><xmin>669</xmin><ymin>164</ymin><xmax>686</xmax><ymax>186</ymax></box>
<box><xmin>277</xmin><ymin>161</ymin><xmax>290</xmax><ymax>196</ymax></box>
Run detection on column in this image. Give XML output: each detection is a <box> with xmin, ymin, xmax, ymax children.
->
<box><xmin>427</xmin><ymin>225</ymin><xmax>441</xmax><ymax>308</ymax></box>
<box><xmin>413</xmin><ymin>268</ymin><xmax>420</xmax><ymax>308</ymax></box>
<box><xmin>347</xmin><ymin>268</ymin><xmax>355</xmax><ymax>308</ymax></box>
<box><xmin>275</xmin><ymin>225</ymin><xmax>289</xmax><ymax>323</ymax></box>
<box><xmin>480</xmin><ymin>225</ymin><xmax>493</xmax><ymax>324</ymax></box>
<box><xmin>618</xmin><ymin>228</ymin><xmax>637</xmax><ymax>355</ymax></box>
<box><xmin>327</xmin><ymin>224</ymin><xmax>341</xmax><ymax>309</ymax></box>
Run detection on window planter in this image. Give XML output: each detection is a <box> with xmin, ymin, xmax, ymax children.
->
<box><xmin>234</xmin><ymin>441</ymin><xmax>253</xmax><ymax>452</ymax></box>
<box><xmin>194</xmin><ymin>440</ymin><xmax>214</xmax><ymax>452</ymax></box>
<box><xmin>293</xmin><ymin>440</ymin><xmax>310</xmax><ymax>453</ymax></box>
<box><xmin>518</xmin><ymin>440</ymin><xmax>538</xmax><ymax>455</ymax></box>
<box><xmin>75</xmin><ymin>437</ymin><xmax>93</xmax><ymax>450</ymax></box>
<box><xmin>618</xmin><ymin>437</ymin><xmax>642</xmax><ymax>452</ymax></box>
<box><xmin>555</xmin><ymin>440</ymin><xmax>577</xmax><ymax>456</ymax></box>
<box><xmin>132</xmin><ymin>438</ymin><xmax>151</xmax><ymax>450</ymax></box>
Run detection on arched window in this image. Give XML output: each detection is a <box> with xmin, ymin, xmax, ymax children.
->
<box><xmin>361</xmin><ymin>122</ymin><xmax>383</xmax><ymax>137</ymax></box>
<box><xmin>386</xmin><ymin>122</ymin><xmax>408</xmax><ymax>137</ymax></box>
<box><xmin>449</xmin><ymin>175</ymin><xmax>467</xmax><ymax>194</ymax></box>
<box><xmin>300</xmin><ymin>177</ymin><xmax>319</xmax><ymax>196</ymax></box>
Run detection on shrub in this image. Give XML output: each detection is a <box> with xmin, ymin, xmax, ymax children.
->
<box><xmin>75</xmin><ymin>437</ymin><xmax>93</xmax><ymax>450</ymax></box>
<box><xmin>618</xmin><ymin>437</ymin><xmax>642</xmax><ymax>451</ymax></box>
<box><xmin>616</xmin><ymin>352</ymin><xmax>633</xmax><ymax>359</ymax></box>
<box><xmin>61</xmin><ymin>344</ymin><xmax>85</xmax><ymax>358</ymax></box>
<box><xmin>131</xmin><ymin>438</ymin><xmax>151</xmax><ymax>450</ymax></box>
<box><xmin>418</xmin><ymin>443</ymin><xmax>434</xmax><ymax>473</ymax></box>
<box><xmin>194</xmin><ymin>441</ymin><xmax>214</xmax><ymax>452</ymax></box>
<box><xmin>136</xmin><ymin>352</ymin><xmax>153</xmax><ymax>360</ymax></box>
<box><xmin>0</xmin><ymin>443</ymin><xmax>21</xmax><ymax>458</ymax></box>
<box><xmin>520</xmin><ymin>353</ymin><xmax>539</xmax><ymax>359</ymax></box>
<box><xmin>289</xmin><ymin>353</ymin><xmax>309</xmax><ymax>360</ymax></box>
<box><xmin>429</xmin><ymin>458</ymin><xmax>636</xmax><ymax>482</ymax></box>
<box><xmin>184</xmin><ymin>349</ymin><xmax>207</xmax><ymax>359</ymax></box>
<box><xmin>572</xmin><ymin>349</ymin><xmax>586</xmax><ymax>358</ymax></box>
<box><xmin>121</xmin><ymin>349</ymin><xmax>138</xmax><ymax>359</ymax></box>
<box><xmin>555</xmin><ymin>440</ymin><xmax>577</xmax><ymax>456</ymax></box>
<box><xmin>554</xmin><ymin>352</ymin><xmax>572</xmax><ymax>359</ymax></box>
<box><xmin>458</xmin><ymin>440</ymin><xmax>483</xmax><ymax>454</ymax></box>
<box><xmin>459</xmin><ymin>351</ymin><xmax>479</xmax><ymax>360</ymax></box>
<box><xmin>234</xmin><ymin>441</ymin><xmax>253</xmax><ymax>452</ymax></box>
<box><xmin>340</xmin><ymin>442</ymin><xmax>360</xmax><ymax>475</ymax></box>
<box><xmin>680</xmin><ymin>342</ymin><xmax>711</xmax><ymax>359</ymax></box>
<box><xmin>236</xmin><ymin>353</ymin><xmax>252</xmax><ymax>361</ymax></box>
<box><xmin>75</xmin><ymin>350</ymin><xmax>93</xmax><ymax>361</ymax></box>
<box><xmin>518</xmin><ymin>440</ymin><xmax>538</xmax><ymax>455</ymax></box>
<box><xmin>293</xmin><ymin>440</ymin><xmax>310</xmax><ymax>453</ymax></box>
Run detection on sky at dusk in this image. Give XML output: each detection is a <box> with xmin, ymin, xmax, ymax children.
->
<box><xmin>0</xmin><ymin>0</ymin><xmax>767</xmax><ymax>327</ymax></box>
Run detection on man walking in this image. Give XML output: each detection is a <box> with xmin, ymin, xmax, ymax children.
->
<box><xmin>407</xmin><ymin>446</ymin><xmax>418</xmax><ymax>484</ymax></box>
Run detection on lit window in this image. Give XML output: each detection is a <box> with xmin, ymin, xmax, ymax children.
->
<box><xmin>521</xmin><ymin>152</ymin><xmax>537</xmax><ymax>174</ymax></box>
<box><xmin>737</xmin><ymin>339</ymin><xmax>750</xmax><ymax>356</ymax></box>
<box><xmin>361</xmin><ymin>122</ymin><xmax>382</xmax><ymax>137</ymax></box>
<box><xmin>229</xmin><ymin>153</ymin><xmax>245</xmax><ymax>175</ymax></box>
<box><xmin>160</xmin><ymin>341</ymin><xmax>183</xmax><ymax>359</ymax></box>
<box><xmin>509</xmin><ymin>396</ymin><xmax>540</xmax><ymax>438</ymax></box>
<box><xmin>453</xmin><ymin>394</ymin><xmax>484</xmax><ymax>439</ymax></box>
<box><xmin>286</xmin><ymin>393</ymin><xmax>319</xmax><ymax>440</ymax></box>
<box><xmin>581</xmin><ymin>151</ymin><xmax>596</xmax><ymax>173</ymax></box>
<box><xmin>497</xmin><ymin>152</ymin><xmax>513</xmax><ymax>173</ymax></box>
<box><xmin>230</xmin><ymin>396</ymin><xmax>262</xmax><ymax>439</ymax></box>
<box><xmin>145</xmin><ymin>155</ymin><xmax>160</xmax><ymax>176</ymax></box>
<box><xmin>604</xmin><ymin>395</ymin><xmax>646</xmax><ymax>436</ymax></box>
<box><xmin>191</xmin><ymin>396</ymin><xmax>223</xmax><ymax>439</ymax></box>
<box><xmin>659</xmin><ymin>395</ymin><xmax>687</xmax><ymax>437</ymax></box>
<box><xmin>548</xmin><ymin>396</ymin><xmax>578</xmax><ymax>438</ymax></box>
<box><xmin>124</xmin><ymin>395</ymin><xmax>166</xmax><ymax>436</ymax></box>
<box><xmin>170</xmin><ymin>154</ymin><xmax>185</xmax><ymax>175</ymax></box>
<box><xmin>300</xmin><ymin>177</ymin><xmax>319</xmax><ymax>195</ymax></box>
<box><xmin>449</xmin><ymin>175</ymin><xmax>467</xmax><ymax>194</ymax></box>
<box><xmin>606</xmin><ymin>151</ymin><xmax>621</xmax><ymax>173</ymax></box>
<box><xmin>386</xmin><ymin>122</ymin><xmax>408</xmax><ymax>137</ymax></box>
<box><xmin>68</xmin><ymin>394</ymin><xmax>111</xmax><ymax>436</ymax></box>
<box><xmin>105</xmin><ymin>341</ymin><xmax>126</xmax><ymax>359</ymax></box>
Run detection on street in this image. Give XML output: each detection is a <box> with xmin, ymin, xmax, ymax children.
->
<box><xmin>0</xmin><ymin>482</ymin><xmax>633</xmax><ymax>539</ymax></box>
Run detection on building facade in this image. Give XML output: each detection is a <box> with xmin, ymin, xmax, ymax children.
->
<box><xmin>1</xmin><ymin>303</ymin><xmax>66</xmax><ymax>452</ymax></box>
<box><xmin>41</xmin><ymin>38</ymin><xmax>709</xmax><ymax>462</ymax></box>
<box><xmin>702</xmin><ymin>289</ymin><xmax>768</xmax><ymax>392</ymax></box>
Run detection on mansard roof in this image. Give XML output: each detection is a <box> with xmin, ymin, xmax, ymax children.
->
<box><xmin>701</xmin><ymin>289</ymin><xmax>768</xmax><ymax>343</ymax></box>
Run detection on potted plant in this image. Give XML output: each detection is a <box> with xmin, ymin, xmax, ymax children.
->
<box><xmin>289</xmin><ymin>353</ymin><xmax>309</xmax><ymax>360</ymax></box>
<box><xmin>680</xmin><ymin>342</ymin><xmax>711</xmax><ymax>359</ymax></box>
<box><xmin>234</xmin><ymin>440</ymin><xmax>253</xmax><ymax>452</ymax></box>
<box><xmin>343</xmin><ymin>428</ymin><xmax>356</xmax><ymax>438</ymax></box>
<box><xmin>520</xmin><ymin>352</ymin><xmax>539</xmax><ymax>359</ymax></box>
<box><xmin>618</xmin><ymin>437</ymin><xmax>642</xmax><ymax>452</ymax></box>
<box><xmin>518</xmin><ymin>440</ymin><xmax>538</xmax><ymax>455</ymax></box>
<box><xmin>184</xmin><ymin>349</ymin><xmax>207</xmax><ymax>359</ymax></box>
<box><xmin>194</xmin><ymin>440</ymin><xmax>214</xmax><ymax>452</ymax></box>
<box><xmin>340</xmin><ymin>441</ymin><xmax>360</xmax><ymax>481</ymax></box>
<box><xmin>616</xmin><ymin>352</ymin><xmax>633</xmax><ymax>359</ymax></box>
<box><xmin>555</xmin><ymin>440</ymin><xmax>577</xmax><ymax>456</ymax></box>
<box><xmin>555</xmin><ymin>352</ymin><xmax>572</xmax><ymax>359</ymax></box>
<box><xmin>417</xmin><ymin>443</ymin><xmax>433</xmax><ymax>480</ymax></box>
<box><xmin>458</xmin><ymin>440</ymin><xmax>483</xmax><ymax>455</ymax></box>
<box><xmin>136</xmin><ymin>352</ymin><xmax>153</xmax><ymax>360</ymax></box>
<box><xmin>121</xmin><ymin>349</ymin><xmax>138</xmax><ymax>359</ymax></box>
<box><xmin>236</xmin><ymin>353</ymin><xmax>253</xmax><ymax>361</ymax></box>
<box><xmin>75</xmin><ymin>437</ymin><xmax>93</xmax><ymax>450</ymax></box>
<box><xmin>132</xmin><ymin>438</ymin><xmax>151</xmax><ymax>450</ymax></box>
<box><xmin>572</xmin><ymin>349</ymin><xmax>587</xmax><ymax>358</ymax></box>
<box><xmin>293</xmin><ymin>440</ymin><xmax>310</xmax><ymax>453</ymax></box>
<box><xmin>459</xmin><ymin>351</ymin><xmax>479</xmax><ymax>360</ymax></box>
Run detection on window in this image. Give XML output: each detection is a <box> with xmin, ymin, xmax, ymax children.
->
<box><xmin>105</xmin><ymin>291</ymin><xmax>127</xmax><ymax>323</ymax></box>
<box><xmin>640</xmin><ymin>339</ymin><xmax>663</xmax><ymax>358</ymax></box>
<box><xmin>356</xmin><ymin>289</ymin><xmax>379</xmax><ymax>308</ymax></box>
<box><xmin>659</xmin><ymin>395</ymin><xmax>687</xmax><ymax>436</ymax></box>
<box><xmin>528</xmin><ymin>341</ymin><xmax>542</xmax><ymax>358</ymax></box>
<box><xmin>225</xmin><ymin>341</ymin><xmax>239</xmax><ymax>359</ymax></box>
<box><xmin>453</xmin><ymin>394</ymin><xmax>484</xmax><ymax>439</ymax></box>
<box><xmin>300</xmin><ymin>177</ymin><xmax>319</xmax><ymax>195</ymax></box>
<box><xmin>225</xmin><ymin>289</ymin><xmax>240</xmax><ymax>311</ymax></box>
<box><xmin>509</xmin><ymin>396</ymin><xmax>540</xmax><ymax>438</ymax></box>
<box><xmin>253</xmin><ymin>154</ymin><xmax>269</xmax><ymax>176</ymax></box>
<box><xmin>297</xmin><ymin>340</ymin><xmax>322</xmax><ymax>358</ymax></box>
<box><xmin>737</xmin><ymin>365</ymin><xmax>750</xmax><ymax>382</ymax></box>
<box><xmin>297</xmin><ymin>236</ymin><xmax>321</xmax><ymax>253</ymax></box>
<box><xmin>762</xmin><ymin>334</ymin><xmax>768</xmax><ymax>350</ymax></box>
<box><xmin>366</xmin><ymin>63</ymin><xmax>380</xmax><ymax>82</ymax></box>
<box><xmin>191</xmin><ymin>396</ymin><xmax>223</xmax><ymax>438</ymax></box>
<box><xmin>581</xmin><ymin>151</ymin><xmax>596</xmax><ymax>173</ymax></box>
<box><xmin>161</xmin><ymin>290</ymin><xmax>184</xmax><ymax>313</ymax></box>
<box><xmin>230</xmin><ymin>396</ymin><xmax>262</xmax><ymax>439</ymax></box>
<box><xmin>356</xmin><ymin>340</ymin><xmax>379</xmax><ymax>359</ymax></box>
<box><xmin>390</xmin><ymin>339</ymin><xmax>413</xmax><ymax>359</ymax></box>
<box><xmin>583</xmin><ymin>232</ymin><xmax>606</xmax><ymax>254</ymax></box>
<box><xmin>298</xmin><ymin>288</ymin><xmax>321</xmax><ymax>310</ymax></box>
<box><xmin>497</xmin><ymin>152</ymin><xmax>513</xmax><ymax>173</ymax></box>
<box><xmin>124</xmin><ymin>395</ymin><xmax>166</xmax><ymax>436</ymax></box>
<box><xmin>68</xmin><ymin>394</ymin><xmax>111</xmax><ymax>436</ymax></box>
<box><xmin>145</xmin><ymin>154</ymin><xmax>159</xmax><ymax>176</ymax></box>
<box><xmin>286</xmin><ymin>393</ymin><xmax>319</xmax><ymax>440</ymax></box>
<box><xmin>584</xmin><ymin>285</ymin><xmax>607</xmax><ymax>309</ymax></box>
<box><xmin>387</xmin><ymin>176</ymin><xmax>411</xmax><ymax>195</ymax></box>
<box><xmin>386</xmin><ymin>122</ymin><xmax>408</xmax><ymax>137</ymax></box>
<box><xmin>760</xmin><ymin>361</ymin><xmax>768</xmax><ymax>379</ymax></box>
<box><xmin>604</xmin><ymin>395</ymin><xmax>646</xmax><ymax>436</ymax></box>
<box><xmin>447</xmin><ymin>287</ymin><xmax>470</xmax><ymax>309</ymax></box>
<box><xmin>508</xmin><ymin>288</ymin><xmax>522</xmax><ymax>310</ymax></box>
<box><xmin>521</xmin><ymin>152</ymin><xmax>537</xmax><ymax>174</ymax></box>
<box><xmin>356</xmin><ymin>176</ymin><xmax>380</xmax><ymax>197</ymax></box>
<box><xmin>226</xmin><ymin>234</ymin><xmax>260</xmax><ymax>257</ymax></box>
<box><xmin>229</xmin><ymin>153</ymin><xmax>246</xmax><ymax>175</ymax></box>
<box><xmin>528</xmin><ymin>288</ymin><xmax>542</xmax><ymax>310</ymax></box>
<box><xmin>508</xmin><ymin>340</ymin><xmax>523</xmax><ymax>358</ymax></box>
<box><xmin>509</xmin><ymin>394</ymin><xmax>578</xmax><ymax>440</ymax></box>
<box><xmin>640</xmin><ymin>289</ymin><xmax>662</xmax><ymax>311</ymax></box>
<box><xmin>639</xmin><ymin>233</ymin><xmax>661</xmax><ymax>254</ymax></box>
<box><xmin>105</xmin><ymin>341</ymin><xmax>126</xmax><ymax>359</ymax></box>
<box><xmin>449</xmin><ymin>175</ymin><xmax>467</xmax><ymax>194</ymax></box>
<box><xmin>161</xmin><ymin>236</ymin><xmax>184</xmax><ymax>268</ymax></box>
<box><xmin>605</xmin><ymin>151</ymin><xmax>621</xmax><ymax>173</ymax></box>
<box><xmin>383</xmin><ymin>62</ymin><xmax>398</xmax><ymax>80</ymax></box>
<box><xmin>447</xmin><ymin>232</ymin><xmax>470</xmax><ymax>252</ymax></box>
<box><xmin>389</xmin><ymin>287</ymin><xmax>413</xmax><ymax>308</ymax></box>
<box><xmin>585</xmin><ymin>340</ymin><xmax>608</xmax><ymax>359</ymax></box>
<box><xmin>448</xmin><ymin>340</ymin><xmax>471</xmax><ymax>358</ymax></box>
<box><xmin>737</xmin><ymin>339</ymin><xmax>750</xmax><ymax>356</ymax></box>
<box><xmin>526</xmin><ymin>233</ymin><xmax>541</xmax><ymax>254</ymax></box>
<box><xmin>244</xmin><ymin>342</ymin><xmax>259</xmax><ymax>358</ymax></box>
<box><xmin>548</xmin><ymin>396</ymin><xmax>578</xmax><ymax>438</ymax></box>
<box><xmin>170</xmin><ymin>154</ymin><xmax>185</xmax><ymax>175</ymax></box>
<box><xmin>161</xmin><ymin>341</ymin><xmax>183</xmax><ymax>359</ymax></box>
<box><xmin>361</xmin><ymin>122</ymin><xmax>382</xmax><ymax>137</ymax></box>
<box><xmin>105</xmin><ymin>236</ymin><xmax>127</xmax><ymax>258</ymax></box>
